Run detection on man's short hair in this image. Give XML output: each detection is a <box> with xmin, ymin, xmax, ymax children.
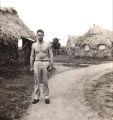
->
<box><xmin>37</xmin><ymin>29</ymin><xmax>44</xmax><ymax>35</ymax></box>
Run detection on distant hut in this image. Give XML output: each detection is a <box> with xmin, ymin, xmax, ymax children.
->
<box><xmin>0</xmin><ymin>7</ymin><xmax>36</xmax><ymax>65</ymax></box>
<box><xmin>66</xmin><ymin>25</ymin><xmax>113</xmax><ymax>58</ymax></box>
<box><xmin>78</xmin><ymin>25</ymin><xmax>113</xmax><ymax>58</ymax></box>
<box><xmin>66</xmin><ymin>35</ymin><xmax>79</xmax><ymax>56</ymax></box>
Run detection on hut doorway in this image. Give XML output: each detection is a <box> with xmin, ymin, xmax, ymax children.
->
<box><xmin>18</xmin><ymin>37</ymin><xmax>32</xmax><ymax>65</ymax></box>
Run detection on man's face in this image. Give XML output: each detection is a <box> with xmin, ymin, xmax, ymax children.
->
<box><xmin>37</xmin><ymin>32</ymin><xmax>44</xmax><ymax>42</ymax></box>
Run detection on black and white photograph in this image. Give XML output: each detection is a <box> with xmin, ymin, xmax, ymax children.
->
<box><xmin>0</xmin><ymin>0</ymin><xmax>113</xmax><ymax>120</ymax></box>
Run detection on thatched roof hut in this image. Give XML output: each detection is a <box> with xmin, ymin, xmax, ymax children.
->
<box><xmin>66</xmin><ymin>35</ymin><xmax>80</xmax><ymax>56</ymax></box>
<box><xmin>77</xmin><ymin>26</ymin><xmax>113</xmax><ymax>58</ymax></box>
<box><xmin>66</xmin><ymin>25</ymin><xmax>113</xmax><ymax>58</ymax></box>
<box><xmin>78</xmin><ymin>25</ymin><xmax>113</xmax><ymax>48</ymax></box>
<box><xmin>0</xmin><ymin>7</ymin><xmax>36</xmax><ymax>65</ymax></box>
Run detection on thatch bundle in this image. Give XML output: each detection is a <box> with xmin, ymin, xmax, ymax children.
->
<box><xmin>0</xmin><ymin>7</ymin><xmax>17</xmax><ymax>14</ymax></box>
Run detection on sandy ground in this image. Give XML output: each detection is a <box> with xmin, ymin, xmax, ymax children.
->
<box><xmin>22</xmin><ymin>62</ymin><xmax>113</xmax><ymax>120</ymax></box>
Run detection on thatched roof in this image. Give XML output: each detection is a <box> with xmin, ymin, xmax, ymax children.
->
<box><xmin>66</xmin><ymin>25</ymin><xmax>113</xmax><ymax>48</ymax></box>
<box><xmin>66</xmin><ymin>35</ymin><xmax>79</xmax><ymax>48</ymax></box>
<box><xmin>79</xmin><ymin>25</ymin><xmax>113</xmax><ymax>48</ymax></box>
<box><xmin>0</xmin><ymin>7</ymin><xmax>36</xmax><ymax>41</ymax></box>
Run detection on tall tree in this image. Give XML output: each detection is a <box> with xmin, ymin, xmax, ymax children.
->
<box><xmin>52</xmin><ymin>38</ymin><xmax>61</xmax><ymax>56</ymax></box>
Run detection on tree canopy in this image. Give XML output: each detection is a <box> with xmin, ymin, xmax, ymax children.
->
<box><xmin>52</xmin><ymin>37</ymin><xmax>61</xmax><ymax>50</ymax></box>
<box><xmin>52</xmin><ymin>37</ymin><xmax>61</xmax><ymax>55</ymax></box>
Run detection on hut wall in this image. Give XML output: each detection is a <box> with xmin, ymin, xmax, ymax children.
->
<box><xmin>69</xmin><ymin>46</ymin><xmax>112</xmax><ymax>59</ymax></box>
<box><xmin>74</xmin><ymin>47</ymin><xmax>85</xmax><ymax>58</ymax></box>
<box><xmin>96</xmin><ymin>47</ymin><xmax>112</xmax><ymax>58</ymax></box>
<box><xmin>84</xmin><ymin>50</ymin><xmax>94</xmax><ymax>58</ymax></box>
<box><xmin>0</xmin><ymin>37</ymin><xmax>32</xmax><ymax>65</ymax></box>
<box><xmin>0</xmin><ymin>37</ymin><xmax>18</xmax><ymax>65</ymax></box>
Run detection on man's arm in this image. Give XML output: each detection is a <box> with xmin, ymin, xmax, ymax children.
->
<box><xmin>30</xmin><ymin>44</ymin><xmax>35</xmax><ymax>71</ymax></box>
<box><xmin>48</xmin><ymin>43</ymin><xmax>53</xmax><ymax>67</ymax></box>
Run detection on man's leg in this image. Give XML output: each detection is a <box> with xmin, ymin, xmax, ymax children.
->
<box><xmin>42</xmin><ymin>62</ymin><xmax>50</xmax><ymax>104</ymax></box>
<box><xmin>32</xmin><ymin>62</ymin><xmax>41</xmax><ymax>104</ymax></box>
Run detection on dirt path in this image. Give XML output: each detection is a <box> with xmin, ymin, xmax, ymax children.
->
<box><xmin>22</xmin><ymin>62</ymin><xmax>113</xmax><ymax>120</ymax></box>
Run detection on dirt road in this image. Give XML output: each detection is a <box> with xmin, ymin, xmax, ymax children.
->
<box><xmin>22</xmin><ymin>62</ymin><xmax>113</xmax><ymax>120</ymax></box>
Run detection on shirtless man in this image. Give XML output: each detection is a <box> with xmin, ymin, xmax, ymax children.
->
<box><xmin>30</xmin><ymin>29</ymin><xmax>53</xmax><ymax>104</ymax></box>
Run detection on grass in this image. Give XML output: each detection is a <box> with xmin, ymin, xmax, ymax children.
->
<box><xmin>84</xmin><ymin>72</ymin><xmax>113</xmax><ymax>119</ymax></box>
<box><xmin>53</xmin><ymin>55</ymin><xmax>113</xmax><ymax>65</ymax></box>
<box><xmin>0</xmin><ymin>66</ymin><xmax>34</xmax><ymax>120</ymax></box>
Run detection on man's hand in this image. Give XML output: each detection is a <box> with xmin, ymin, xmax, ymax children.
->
<box><xmin>30</xmin><ymin>67</ymin><xmax>34</xmax><ymax>72</ymax></box>
<box><xmin>49</xmin><ymin>65</ymin><xmax>52</xmax><ymax>71</ymax></box>
<box><xmin>47</xmin><ymin>63</ymin><xmax>53</xmax><ymax>71</ymax></box>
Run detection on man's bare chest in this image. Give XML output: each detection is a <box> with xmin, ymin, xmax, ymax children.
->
<box><xmin>34</xmin><ymin>44</ymin><xmax>48</xmax><ymax>53</ymax></box>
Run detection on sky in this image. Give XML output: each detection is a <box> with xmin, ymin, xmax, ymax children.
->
<box><xmin>0</xmin><ymin>0</ymin><xmax>113</xmax><ymax>46</ymax></box>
